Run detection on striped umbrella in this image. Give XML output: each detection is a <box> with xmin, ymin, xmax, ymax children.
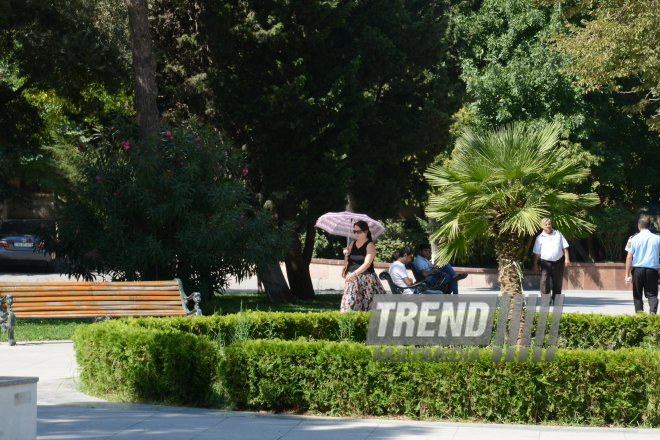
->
<box><xmin>314</xmin><ymin>211</ymin><xmax>386</xmax><ymax>239</ymax></box>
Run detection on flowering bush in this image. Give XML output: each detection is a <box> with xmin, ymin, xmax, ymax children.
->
<box><xmin>39</xmin><ymin>116</ymin><xmax>292</xmax><ymax>299</ymax></box>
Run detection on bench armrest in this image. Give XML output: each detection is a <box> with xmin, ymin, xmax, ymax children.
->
<box><xmin>175</xmin><ymin>278</ymin><xmax>202</xmax><ymax>316</ymax></box>
<box><xmin>0</xmin><ymin>294</ymin><xmax>16</xmax><ymax>346</ymax></box>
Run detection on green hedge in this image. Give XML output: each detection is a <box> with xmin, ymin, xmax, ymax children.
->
<box><xmin>221</xmin><ymin>339</ymin><xmax>660</xmax><ymax>426</ymax></box>
<box><xmin>107</xmin><ymin>311</ymin><xmax>370</xmax><ymax>345</ymax></box>
<box><xmin>73</xmin><ymin>322</ymin><xmax>220</xmax><ymax>406</ymax></box>
<box><xmin>107</xmin><ymin>310</ymin><xmax>660</xmax><ymax>350</ymax></box>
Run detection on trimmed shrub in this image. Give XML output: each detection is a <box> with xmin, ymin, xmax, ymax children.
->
<box><xmin>106</xmin><ymin>310</ymin><xmax>660</xmax><ymax>350</ymax></box>
<box><xmin>73</xmin><ymin>322</ymin><xmax>220</xmax><ymax>406</ymax></box>
<box><xmin>105</xmin><ymin>311</ymin><xmax>370</xmax><ymax>346</ymax></box>
<box><xmin>221</xmin><ymin>339</ymin><xmax>660</xmax><ymax>426</ymax></box>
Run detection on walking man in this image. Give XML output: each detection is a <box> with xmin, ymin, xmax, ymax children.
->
<box><xmin>625</xmin><ymin>217</ymin><xmax>660</xmax><ymax>314</ymax></box>
<box><xmin>532</xmin><ymin>218</ymin><xmax>570</xmax><ymax>303</ymax></box>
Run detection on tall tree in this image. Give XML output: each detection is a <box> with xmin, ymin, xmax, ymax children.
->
<box><xmin>453</xmin><ymin>0</ymin><xmax>660</xmax><ymax>208</ymax></box>
<box><xmin>426</xmin><ymin>122</ymin><xmax>598</xmax><ymax>295</ymax></box>
<box><xmin>125</xmin><ymin>0</ymin><xmax>159</xmax><ymax>139</ymax></box>
<box><xmin>204</xmin><ymin>0</ymin><xmax>462</xmax><ymax>298</ymax></box>
<box><xmin>0</xmin><ymin>0</ymin><xmax>130</xmax><ymax>205</ymax></box>
<box><xmin>540</xmin><ymin>0</ymin><xmax>660</xmax><ymax>130</ymax></box>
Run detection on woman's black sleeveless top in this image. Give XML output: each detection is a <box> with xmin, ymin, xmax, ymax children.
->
<box><xmin>348</xmin><ymin>239</ymin><xmax>375</xmax><ymax>274</ymax></box>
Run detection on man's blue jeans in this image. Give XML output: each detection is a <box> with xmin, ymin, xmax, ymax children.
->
<box><xmin>425</xmin><ymin>264</ymin><xmax>458</xmax><ymax>294</ymax></box>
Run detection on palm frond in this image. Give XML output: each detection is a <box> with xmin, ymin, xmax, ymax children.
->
<box><xmin>425</xmin><ymin>121</ymin><xmax>598</xmax><ymax>259</ymax></box>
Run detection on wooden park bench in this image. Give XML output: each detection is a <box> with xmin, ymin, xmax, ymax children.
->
<box><xmin>0</xmin><ymin>279</ymin><xmax>201</xmax><ymax>346</ymax></box>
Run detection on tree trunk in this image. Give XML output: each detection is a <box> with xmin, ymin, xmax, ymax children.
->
<box><xmin>495</xmin><ymin>231</ymin><xmax>527</xmax><ymax>295</ymax></box>
<box><xmin>125</xmin><ymin>0</ymin><xmax>159</xmax><ymax>140</ymax></box>
<box><xmin>283</xmin><ymin>224</ymin><xmax>316</xmax><ymax>299</ymax></box>
<box><xmin>257</xmin><ymin>264</ymin><xmax>295</xmax><ymax>303</ymax></box>
<box><xmin>279</xmin><ymin>208</ymin><xmax>316</xmax><ymax>300</ymax></box>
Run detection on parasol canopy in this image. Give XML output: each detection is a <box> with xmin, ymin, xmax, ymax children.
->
<box><xmin>314</xmin><ymin>211</ymin><xmax>386</xmax><ymax>239</ymax></box>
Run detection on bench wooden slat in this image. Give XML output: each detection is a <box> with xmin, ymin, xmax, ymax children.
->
<box><xmin>7</xmin><ymin>291</ymin><xmax>181</xmax><ymax>298</ymax></box>
<box><xmin>15</xmin><ymin>310</ymin><xmax>188</xmax><ymax>319</ymax></box>
<box><xmin>0</xmin><ymin>285</ymin><xmax>178</xmax><ymax>293</ymax></box>
<box><xmin>0</xmin><ymin>281</ymin><xmax>178</xmax><ymax>287</ymax></box>
<box><xmin>14</xmin><ymin>304</ymin><xmax>182</xmax><ymax>312</ymax></box>
<box><xmin>14</xmin><ymin>295</ymin><xmax>181</xmax><ymax>302</ymax></box>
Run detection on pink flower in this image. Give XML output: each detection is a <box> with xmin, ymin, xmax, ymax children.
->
<box><xmin>113</xmin><ymin>192</ymin><xmax>118</xmax><ymax>196</ymax></box>
<box><xmin>95</xmin><ymin>175</ymin><xmax>101</xmax><ymax>180</ymax></box>
<box><xmin>241</xmin><ymin>168</ymin><xmax>248</xmax><ymax>176</ymax></box>
<box><xmin>194</xmin><ymin>137</ymin><xmax>201</xmax><ymax>142</ymax></box>
<box><xmin>44</xmin><ymin>213</ymin><xmax>50</xmax><ymax>217</ymax></box>
<box><xmin>165</xmin><ymin>131</ymin><xmax>172</xmax><ymax>136</ymax></box>
<box><xmin>180</xmin><ymin>162</ymin><xmax>184</xmax><ymax>165</ymax></box>
<box><xmin>75</xmin><ymin>230</ymin><xmax>79</xmax><ymax>234</ymax></box>
<box><xmin>240</xmin><ymin>214</ymin><xmax>245</xmax><ymax>218</ymax></box>
<box><xmin>216</xmin><ymin>163</ymin><xmax>222</xmax><ymax>168</ymax></box>
<box><xmin>273</xmin><ymin>213</ymin><xmax>278</xmax><ymax>219</ymax></box>
<box><xmin>121</xmin><ymin>141</ymin><xmax>131</xmax><ymax>150</ymax></box>
<box><xmin>40</xmin><ymin>223</ymin><xmax>46</xmax><ymax>228</ymax></box>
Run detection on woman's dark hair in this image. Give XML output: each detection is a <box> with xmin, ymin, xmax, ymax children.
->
<box><xmin>354</xmin><ymin>220</ymin><xmax>373</xmax><ymax>240</ymax></box>
<box><xmin>392</xmin><ymin>246</ymin><xmax>412</xmax><ymax>262</ymax></box>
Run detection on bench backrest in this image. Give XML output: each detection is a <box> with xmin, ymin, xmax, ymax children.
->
<box><xmin>378</xmin><ymin>272</ymin><xmax>404</xmax><ymax>294</ymax></box>
<box><xmin>0</xmin><ymin>280</ymin><xmax>195</xmax><ymax>319</ymax></box>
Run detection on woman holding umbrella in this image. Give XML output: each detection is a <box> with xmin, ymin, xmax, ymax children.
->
<box><xmin>340</xmin><ymin>220</ymin><xmax>386</xmax><ymax>312</ymax></box>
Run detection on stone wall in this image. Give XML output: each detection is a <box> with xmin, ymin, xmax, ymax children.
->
<box><xmin>309</xmin><ymin>259</ymin><xmax>629</xmax><ymax>291</ymax></box>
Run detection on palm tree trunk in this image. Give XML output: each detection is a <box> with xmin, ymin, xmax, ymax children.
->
<box><xmin>495</xmin><ymin>232</ymin><xmax>528</xmax><ymax>295</ymax></box>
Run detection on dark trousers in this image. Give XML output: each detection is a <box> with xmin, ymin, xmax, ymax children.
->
<box><xmin>632</xmin><ymin>267</ymin><xmax>659</xmax><ymax>314</ymax></box>
<box><xmin>539</xmin><ymin>256</ymin><xmax>565</xmax><ymax>301</ymax></box>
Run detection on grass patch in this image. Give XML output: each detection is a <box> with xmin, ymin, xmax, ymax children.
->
<box><xmin>1</xmin><ymin>292</ymin><xmax>343</xmax><ymax>343</ymax></box>
<box><xmin>203</xmin><ymin>292</ymin><xmax>342</xmax><ymax>315</ymax></box>
<box><xmin>0</xmin><ymin>318</ymin><xmax>89</xmax><ymax>343</ymax></box>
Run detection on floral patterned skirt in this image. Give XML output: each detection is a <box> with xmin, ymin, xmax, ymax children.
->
<box><xmin>340</xmin><ymin>272</ymin><xmax>386</xmax><ymax>313</ymax></box>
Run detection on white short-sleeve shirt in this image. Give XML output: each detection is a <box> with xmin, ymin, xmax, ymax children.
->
<box><xmin>533</xmin><ymin>229</ymin><xmax>569</xmax><ymax>262</ymax></box>
<box><xmin>389</xmin><ymin>261</ymin><xmax>414</xmax><ymax>294</ymax></box>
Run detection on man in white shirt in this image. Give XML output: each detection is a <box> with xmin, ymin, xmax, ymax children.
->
<box><xmin>532</xmin><ymin>218</ymin><xmax>570</xmax><ymax>303</ymax></box>
<box><xmin>389</xmin><ymin>258</ymin><xmax>415</xmax><ymax>294</ymax></box>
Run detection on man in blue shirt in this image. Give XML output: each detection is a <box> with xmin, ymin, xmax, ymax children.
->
<box><xmin>412</xmin><ymin>244</ymin><xmax>467</xmax><ymax>294</ymax></box>
<box><xmin>625</xmin><ymin>217</ymin><xmax>660</xmax><ymax>314</ymax></box>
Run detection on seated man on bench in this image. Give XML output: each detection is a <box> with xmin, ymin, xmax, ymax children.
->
<box><xmin>412</xmin><ymin>244</ymin><xmax>467</xmax><ymax>294</ymax></box>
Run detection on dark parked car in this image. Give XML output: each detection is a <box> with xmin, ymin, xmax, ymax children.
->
<box><xmin>0</xmin><ymin>220</ymin><xmax>54</xmax><ymax>270</ymax></box>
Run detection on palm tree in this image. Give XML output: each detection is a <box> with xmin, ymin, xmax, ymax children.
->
<box><xmin>425</xmin><ymin>122</ymin><xmax>598</xmax><ymax>295</ymax></box>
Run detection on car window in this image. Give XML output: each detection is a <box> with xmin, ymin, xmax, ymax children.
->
<box><xmin>0</xmin><ymin>221</ymin><xmax>34</xmax><ymax>236</ymax></box>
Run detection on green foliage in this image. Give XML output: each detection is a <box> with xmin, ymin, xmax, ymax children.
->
<box><xmin>426</xmin><ymin>122</ymin><xmax>598</xmax><ymax>293</ymax></box>
<box><xmin>39</xmin><ymin>118</ymin><xmax>293</xmax><ymax>298</ymax></box>
<box><xmin>543</xmin><ymin>0</ymin><xmax>660</xmax><ymax>131</ymax></box>
<box><xmin>0</xmin><ymin>0</ymin><xmax>131</xmax><ymax>206</ymax></box>
<box><xmin>455</xmin><ymin>0</ymin><xmax>583</xmax><ymax>129</ymax></box>
<box><xmin>453</xmin><ymin>0</ymin><xmax>660</xmax><ymax>208</ymax></box>
<box><xmin>94</xmin><ymin>310</ymin><xmax>660</xmax><ymax>351</ymax></box>
<box><xmin>305</xmin><ymin>229</ymin><xmax>345</xmax><ymax>260</ymax></box>
<box><xmin>587</xmin><ymin>206</ymin><xmax>634</xmax><ymax>262</ymax></box>
<box><xmin>374</xmin><ymin>220</ymin><xmax>429</xmax><ymax>263</ymax></box>
<box><xmin>221</xmin><ymin>340</ymin><xmax>660</xmax><ymax>425</ymax></box>
<box><xmin>73</xmin><ymin>322</ymin><xmax>220</xmax><ymax>406</ymax></box>
<box><xmin>94</xmin><ymin>312</ymin><xmax>371</xmax><ymax>347</ymax></box>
